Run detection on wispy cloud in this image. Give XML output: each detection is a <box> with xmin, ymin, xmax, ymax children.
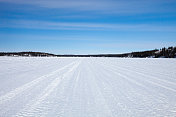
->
<box><xmin>0</xmin><ymin>0</ymin><xmax>176</xmax><ymax>14</ymax></box>
<box><xmin>1</xmin><ymin>19</ymin><xmax>176</xmax><ymax>32</ymax></box>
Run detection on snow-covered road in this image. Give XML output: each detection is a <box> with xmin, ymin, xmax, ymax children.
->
<box><xmin>0</xmin><ymin>57</ymin><xmax>176</xmax><ymax>117</ymax></box>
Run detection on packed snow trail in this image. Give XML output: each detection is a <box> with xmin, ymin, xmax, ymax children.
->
<box><xmin>0</xmin><ymin>57</ymin><xmax>176</xmax><ymax>117</ymax></box>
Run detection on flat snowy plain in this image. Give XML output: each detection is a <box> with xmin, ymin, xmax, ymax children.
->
<box><xmin>0</xmin><ymin>57</ymin><xmax>176</xmax><ymax>117</ymax></box>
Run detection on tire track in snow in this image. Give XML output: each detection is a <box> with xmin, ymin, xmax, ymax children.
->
<box><xmin>95</xmin><ymin>60</ymin><xmax>148</xmax><ymax>89</ymax></box>
<box><xmin>122</xmin><ymin>63</ymin><xmax>176</xmax><ymax>81</ymax></box>
<box><xmin>54</xmin><ymin>64</ymin><xmax>81</xmax><ymax>117</ymax></box>
<box><xmin>97</xmin><ymin>60</ymin><xmax>176</xmax><ymax>93</ymax></box>
<box><xmin>118</xmin><ymin>64</ymin><xmax>176</xmax><ymax>86</ymax></box>
<box><xmin>60</xmin><ymin>69</ymin><xmax>81</xmax><ymax>117</ymax></box>
<box><xmin>89</xmin><ymin>60</ymin><xmax>134</xmax><ymax>116</ymax></box>
<box><xmin>14</xmin><ymin>60</ymin><xmax>81</xmax><ymax>117</ymax></box>
<box><xmin>36</xmin><ymin>61</ymin><xmax>82</xmax><ymax>117</ymax></box>
<box><xmin>1</xmin><ymin>58</ymin><xmax>176</xmax><ymax>117</ymax></box>
<box><xmin>96</xmin><ymin>59</ymin><xmax>176</xmax><ymax>115</ymax></box>
<box><xmin>55</xmin><ymin>59</ymin><xmax>113</xmax><ymax>117</ymax></box>
<box><xmin>116</xmin><ymin>66</ymin><xmax>176</xmax><ymax>93</ymax></box>
<box><xmin>92</xmin><ymin>59</ymin><xmax>174</xmax><ymax>116</ymax></box>
<box><xmin>0</xmin><ymin>61</ymin><xmax>77</xmax><ymax>105</ymax></box>
<box><xmin>85</xmin><ymin>60</ymin><xmax>114</xmax><ymax>117</ymax></box>
<box><xmin>98</xmin><ymin>60</ymin><xmax>176</xmax><ymax>86</ymax></box>
<box><xmin>95</xmin><ymin>60</ymin><xmax>174</xmax><ymax>108</ymax></box>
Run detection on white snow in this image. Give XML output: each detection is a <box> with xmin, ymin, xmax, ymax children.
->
<box><xmin>0</xmin><ymin>57</ymin><xmax>176</xmax><ymax>117</ymax></box>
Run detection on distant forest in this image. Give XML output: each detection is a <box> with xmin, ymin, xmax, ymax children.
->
<box><xmin>0</xmin><ymin>46</ymin><xmax>176</xmax><ymax>58</ymax></box>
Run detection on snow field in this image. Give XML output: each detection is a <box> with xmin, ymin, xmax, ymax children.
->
<box><xmin>0</xmin><ymin>57</ymin><xmax>176</xmax><ymax>117</ymax></box>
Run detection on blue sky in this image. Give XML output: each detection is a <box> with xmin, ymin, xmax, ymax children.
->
<box><xmin>0</xmin><ymin>0</ymin><xmax>176</xmax><ymax>54</ymax></box>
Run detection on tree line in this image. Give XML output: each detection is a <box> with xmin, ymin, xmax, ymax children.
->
<box><xmin>0</xmin><ymin>52</ymin><xmax>56</xmax><ymax>57</ymax></box>
<box><xmin>0</xmin><ymin>46</ymin><xmax>176</xmax><ymax>58</ymax></box>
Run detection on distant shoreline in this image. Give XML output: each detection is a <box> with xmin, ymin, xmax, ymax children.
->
<box><xmin>0</xmin><ymin>46</ymin><xmax>176</xmax><ymax>58</ymax></box>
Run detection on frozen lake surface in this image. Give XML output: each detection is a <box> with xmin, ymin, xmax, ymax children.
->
<box><xmin>0</xmin><ymin>57</ymin><xmax>176</xmax><ymax>117</ymax></box>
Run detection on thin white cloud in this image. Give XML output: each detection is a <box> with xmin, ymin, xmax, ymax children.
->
<box><xmin>0</xmin><ymin>19</ymin><xmax>176</xmax><ymax>32</ymax></box>
<box><xmin>0</xmin><ymin>0</ymin><xmax>176</xmax><ymax>14</ymax></box>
